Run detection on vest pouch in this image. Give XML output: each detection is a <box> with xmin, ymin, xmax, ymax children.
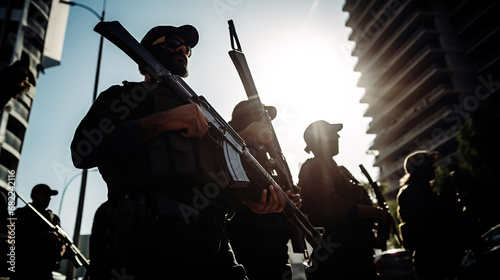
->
<box><xmin>147</xmin><ymin>130</ymin><xmax>224</xmax><ymax>183</ymax></box>
<box><xmin>168</xmin><ymin>132</ymin><xmax>223</xmax><ymax>178</ymax></box>
<box><xmin>169</xmin><ymin>132</ymin><xmax>200</xmax><ymax>174</ymax></box>
<box><xmin>148</xmin><ymin>136</ymin><xmax>171</xmax><ymax>179</ymax></box>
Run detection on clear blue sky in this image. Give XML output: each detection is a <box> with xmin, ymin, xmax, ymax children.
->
<box><xmin>16</xmin><ymin>0</ymin><xmax>376</xmax><ymax>236</ymax></box>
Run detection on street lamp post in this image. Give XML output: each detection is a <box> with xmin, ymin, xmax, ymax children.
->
<box><xmin>59</xmin><ymin>1</ymin><xmax>107</xmax><ymax>279</ymax></box>
<box><xmin>57</xmin><ymin>168</ymin><xmax>98</xmax><ymax>217</ymax></box>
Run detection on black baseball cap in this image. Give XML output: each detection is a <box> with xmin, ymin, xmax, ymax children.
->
<box><xmin>31</xmin><ymin>184</ymin><xmax>58</xmax><ymax>198</ymax></box>
<box><xmin>140</xmin><ymin>25</ymin><xmax>199</xmax><ymax>49</ymax></box>
<box><xmin>229</xmin><ymin>100</ymin><xmax>277</xmax><ymax>132</ymax></box>
<box><xmin>303</xmin><ymin>120</ymin><xmax>343</xmax><ymax>153</ymax></box>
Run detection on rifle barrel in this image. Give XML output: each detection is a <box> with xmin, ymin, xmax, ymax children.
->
<box><xmin>358</xmin><ymin>165</ymin><xmax>402</xmax><ymax>246</ymax></box>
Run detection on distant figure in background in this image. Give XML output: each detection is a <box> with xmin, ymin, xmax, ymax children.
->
<box><xmin>13</xmin><ymin>184</ymin><xmax>65</xmax><ymax>280</ymax></box>
<box><xmin>0</xmin><ymin>60</ymin><xmax>33</xmax><ymax>109</ymax></box>
<box><xmin>298</xmin><ymin>120</ymin><xmax>390</xmax><ymax>280</ymax></box>
<box><xmin>226</xmin><ymin>100</ymin><xmax>302</xmax><ymax>280</ymax></box>
<box><xmin>397</xmin><ymin>150</ymin><xmax>465</xmax><ymax>280</ymax></box>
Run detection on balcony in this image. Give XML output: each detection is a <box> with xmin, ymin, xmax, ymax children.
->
<box><xmin>10</xmin><ymin>99</ymin><xmax>30</xmax><ymax>121</ymax></box>
<box><xmin>370</xmin><ymin>85</ymin><xmax>452</xmax><ymax>149</ymax></box>
<box><xmin>26</xmin><ymin>17</ymin><xmax>46</xmax><ymax>40</ymax></box>
<box><xmin>6</xmin><ymin>112</ymin><xmax>28</xmax><ymax>141</ymax></box>
<box><xmin>352</xmin><ymin>1</ymin><xmax>426</xmax><ymax>58</ymax></box>
<box><xmin>345</xmin><ymin>0</ymin><xmax>383</xmax><ymax>31</ymax></box>
<box><xmin>375</xmin><ymin>107</ymin><xmax>461</xmax><ymax>168</ymax></box>
<box><xmin>4</xmin><ymin>130</ymin><xmax>22</xmax><ymax>151</ymax></box>
<box><xmin>31</xmin><ymin>0</ymin><xmax>50</xmax><ymax>18</ymax></box>
<box><xmin>357</xmin><ymin>28</ymin><xmax>440</xmax><ymax>89</ymax></box>
<box><xmin>364</xmin><ymin>61</ymin><xmax>450</xmax><ymax>122</ymax></box>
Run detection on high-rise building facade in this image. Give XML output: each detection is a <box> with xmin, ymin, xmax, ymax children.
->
<box><xmin>343</xmin><ymin>0</ymin><xmax>500</xmax><ymax>196</ymax></box>
<box><xmin>0</xmin><ymin>0</ymin><xmax>68</xmax><ymax>190</ymax></box>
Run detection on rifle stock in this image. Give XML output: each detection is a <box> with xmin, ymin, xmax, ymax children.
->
<box><xmin>15</xmin><ymin>192</ymin><xmax>90</xmax><ymax>268</ymax></box>
<box><xmin>93</xmin><ymin>20</ymin><xmax>323</xmax><ymax>250</ymax></box>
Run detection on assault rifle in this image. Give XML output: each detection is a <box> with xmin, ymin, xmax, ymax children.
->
<box><xmin>227</xmin><ymin>20</ymin><xmax>309</xmax><ymax>257</ymax></box>
<box><xmin>93</xmin><ymin>21</ymin><xmax>323</xmax><ymax>250</ymax></box>
<box><xmin>15</xmin><ymin>192</ymin><xmax>90</xmax><ymax>268</ymax></box>
<box><xmin>359</xmin><ymin>164</ymin><xmax>402</xmax><ymax>249</ymax></box>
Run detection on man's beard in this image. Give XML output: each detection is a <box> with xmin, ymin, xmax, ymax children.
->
<box><xmin>149</xmin><ymin>46</ymin><xmax>188</xmax><ymax>77</ymax></box>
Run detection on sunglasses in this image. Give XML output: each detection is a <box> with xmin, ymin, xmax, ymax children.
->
<box><xmin>152</xmin><ymin>36</ymin><xmax>192</xmax><ymax>57</ymax></box>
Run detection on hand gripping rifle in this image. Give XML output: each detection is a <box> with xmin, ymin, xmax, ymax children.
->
<box><xmin>227</xmin><ymin>20</ymin><xmax>310</xmax><ymax>258</ymax></box>
<box><xmin>93</xmin><ymin>21</ymin><xmax>323</xmax><ymax>251</ymax></box>
<box><xmin>15</xmin><ymin>192</ymin><xmax>90</xmax><ymax>268</ymax></box>
<box><xmin>359</xmin><ymin>164</ymin><xmax>402</xmax><ymax>249</ymax></box>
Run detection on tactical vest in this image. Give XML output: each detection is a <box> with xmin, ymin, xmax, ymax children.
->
<box><xmin>98</xmin><ymin>81</ymin><xmax>241</xmax><ymax>209</ymax></box>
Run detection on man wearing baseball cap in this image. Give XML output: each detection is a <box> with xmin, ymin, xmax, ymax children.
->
<box><xmin>139</xmin><ymin>24</ymin><xmax>198</xmax><ymax>78</ymax></box>
<box><xmin>298</xmin><ymin>120</ymin><xmax>391</xmax><ymax>280</ymax></box>
<box><xmin>72</xmin><ymin>24</ymin><xmax>286</xmax><ymax>279</ymax></box>
<box><xmin>226</xmin><ymin>100</ymin><xmax>302</xmax><ymax>280</ymax></box>
<box><xmin>13</xmin><ymin>184</ymin><xmax>64</xmax><ymax>280</ymax></box>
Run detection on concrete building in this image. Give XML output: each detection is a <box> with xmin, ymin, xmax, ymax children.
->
<box><xmin>0</xmin><ymin>0</ymin><xmax>68</xmax><ymax>190</ymax></box>
<box><xmin>343</xmin><ymin>0</ymin><xmax>500</xmax><ymax>196</ymax></box>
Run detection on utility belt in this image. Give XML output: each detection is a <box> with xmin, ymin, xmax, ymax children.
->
<box><xmin>136</xmin><ymin>194</ymin><xmax>230</xmax><ymax>230</ymax></box>
<box><xmin>109</xmin><ymin>193</ymin><xmax>231</xmax><ymax>271</ymax></box>
<box><xmin>109</xmin><ymin>193</ymin><xmax>230</xmax><ymax>232</ymax></box>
